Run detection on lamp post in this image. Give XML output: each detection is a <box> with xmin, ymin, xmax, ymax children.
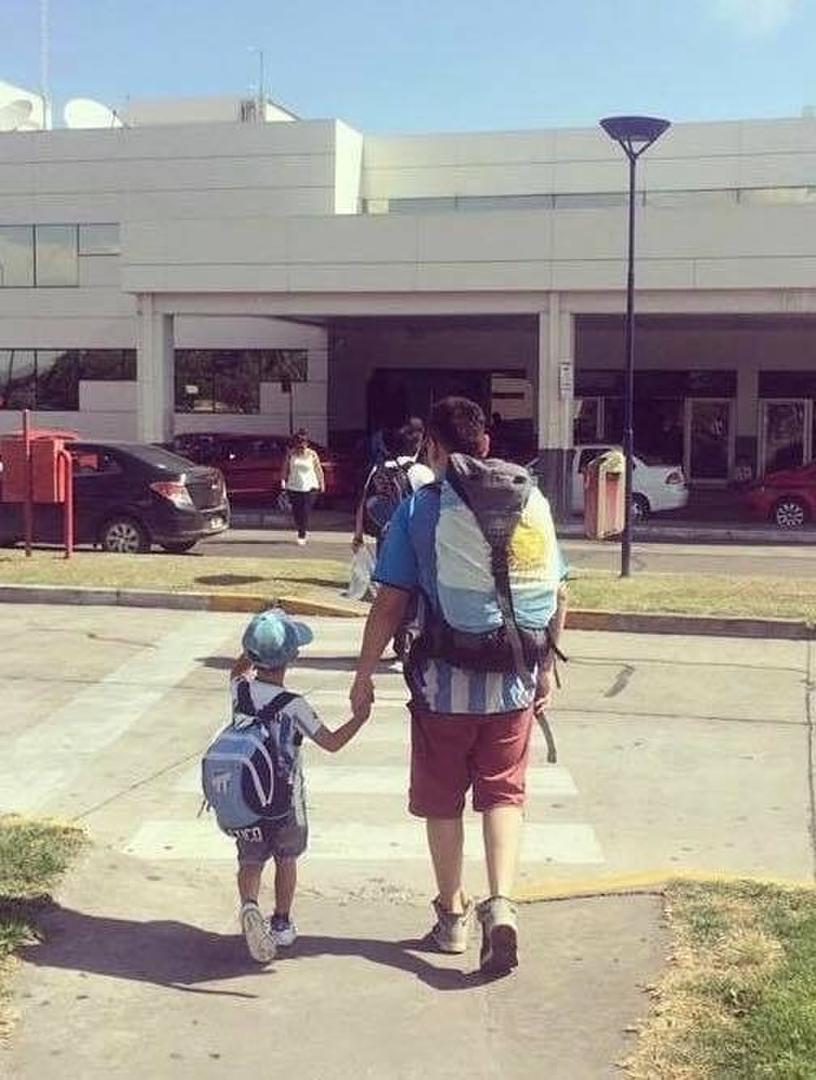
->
<box><xmin>599</xmin><ymin>115</ymin><xmax>671</xmax><ymax>577</ymax></box>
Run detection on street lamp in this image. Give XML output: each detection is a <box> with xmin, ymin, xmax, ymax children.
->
<box><xmin>599</xmin><ymin>115</ymin><xmax>671</xmax><ymax>577</ymax></box>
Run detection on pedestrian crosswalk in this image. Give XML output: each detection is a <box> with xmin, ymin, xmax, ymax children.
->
<box><xmin>0</xmin><ymin>612</ymin><xmax>606</xmax><ymax>879</ymax></box>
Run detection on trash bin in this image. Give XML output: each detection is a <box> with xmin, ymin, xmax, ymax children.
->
<box><xmin>584</xmin><ymin>449</ymin><xmax>626</xmax><ymax>540</ymax></box>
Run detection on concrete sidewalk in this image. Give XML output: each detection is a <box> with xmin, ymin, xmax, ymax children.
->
<box><xmin>4</xmin><ymin>845</ymin><xmax>666</xmax><ymax>1080</ymax></box>
<box><xmin>1</xmin><ymin>607</ymin><xmax>814</xmax><ymax>1079</ymax></box>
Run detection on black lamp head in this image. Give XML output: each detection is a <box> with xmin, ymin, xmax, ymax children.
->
<box><xmin>600</xmin><ymin>115</ymin><xmax>671</xmax><ymax>157</ymax></box>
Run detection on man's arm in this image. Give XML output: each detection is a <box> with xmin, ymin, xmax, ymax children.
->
<box><xmin>349</xmin><ymin>586</ymin><xmax>410</xmax><ymax>719</ymax></box>
<box><xmin>535</xmin><ymin>582</ymin><xmax>569</xmax><ymax>711</ymax></box>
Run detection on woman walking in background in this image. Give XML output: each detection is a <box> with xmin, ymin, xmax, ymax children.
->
<box><xmin>281</xmin><ymin>430</ymin><xmax>324</xmax><ymax>546</ymax></box>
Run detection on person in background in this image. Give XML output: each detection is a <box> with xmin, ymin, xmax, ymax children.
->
<box><xmin>281</xmin><ymin>430</ymin><xmax>324</xmax><ymax>546</ymax></box>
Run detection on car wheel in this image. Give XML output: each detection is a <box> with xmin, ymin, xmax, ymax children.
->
<box><xmin>631</xmin><ymin>494</ymin><xmax>650</xmax><ymax>522</ymax></box>
<box><xmin>772</xmin><ymin>497</ymin><xmax>808</xmax><ymax>530</ymax></box>
<box><xmin>100</xmin><ymin>517</ymin><xmax>150</xmax><ymax>554</ymax></box>
<box><xmin>161</xmin><ymin>540</ymin><xmax>198</xmax><ymax>554</ymax></box>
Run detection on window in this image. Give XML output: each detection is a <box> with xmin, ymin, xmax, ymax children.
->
<box><xmin>70</xmin><ymin>448</ymin><xmax>122</xmax><ymax>476</ymax></box>
<box><xmin>215</xmin><ymin>351</ymin><xmax>261</xmax><ymax>414</ymax></box>
<box><xmin>174</xmin><ymin>349</ymin><xmax>308</xmax><ymax>413</ymax></box>
<box><xmin>261</xmin><ymin>349</ymin><xmax>308</xmax><ymax>384</ymax></box>
<box><xmin>175</xmin><ymin>350</ymin><xmax>216</xmax><ymax>413</ymax></box>
<box><xmin>78</xmin><ymin>224</ymin><xmax>121</xmax><ymax>256</ymax></box>
<box><xmin>0</xmin><ymin>349</ymin><xmax>35</xmax><ymax>408</ymax></box>
<box><xmin>36</xmin><ymin>350</ymin><xmax>79</xmax><ymax>410</ymax></box>
<box><xmin>35</xmin><ymin>225</ymin><xmax>78</xmax><ymax>287</ymax></box>
<box><xmin>0</xmin><ymin>227</ymin><xmax>34</xmax><ymax>287</ymax></box>
<box><xmin>78</xmin><ymin>349</ymin><xmax>136</xmax><ymax>380</ymax></box>
<box><xmin>0</xmin><ymin>348</ymin><xmax>138</xmax><ymax>410</ymax></box>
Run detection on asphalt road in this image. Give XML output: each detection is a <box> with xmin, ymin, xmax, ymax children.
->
<box><xmin>199</xmin><ymin>527</ymin><xmax>816</xmax><ymax>577</ymax></box>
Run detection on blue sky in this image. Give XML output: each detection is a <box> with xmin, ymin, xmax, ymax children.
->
<box><xmin>1</xmin><ymin>0</ymin><xmax>813</xmax><ymax>132</ymax></box>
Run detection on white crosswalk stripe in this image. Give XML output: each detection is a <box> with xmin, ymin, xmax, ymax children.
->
<box><xmin>124</xmin><ymin>818</ymin><xmax>604</xmax><ymax>865</ymax></box>
<box><xmin>174</xmin><ymin>763</ymin><xmax>579</xmax><ymax>797</ymax></box>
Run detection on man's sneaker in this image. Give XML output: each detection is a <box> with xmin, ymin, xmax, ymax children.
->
<box><xmin>269</xmin><ymin>914</ymin><xmax>298</xmax><ymax>947</ymax></box>
<box><xmin>477</xmin><ymin>896</ymin><xmax>519</xmax><ymax>975</ymax></box>
<box><xmin>240</xmin><ymin>901</ymin><xmax>276</xmax><ymax>964</ymax></box>
<box><xmin>429</xmin><ymin>896</ymin><xmax>475</xmax><ymax>954</ymax></box>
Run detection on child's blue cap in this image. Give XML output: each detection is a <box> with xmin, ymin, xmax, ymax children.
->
<box><xmin>241</xmin><ymin>608</ymin><xmax>313</xmax><ymax>669</ymax></box>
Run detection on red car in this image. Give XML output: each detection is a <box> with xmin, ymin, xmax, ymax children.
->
<box><xmin>170</xmin><ymin>433</ymin><xmax>356</xmax><ymax>504</ymax></box>
<box><xmin>743</xmin><ymin>462</ymin><xmax>816</xmax><ymax>529</ymax></box>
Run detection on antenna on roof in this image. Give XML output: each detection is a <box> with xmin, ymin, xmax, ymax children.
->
<box><xmin>40</xmin><ymin>0</ymin><xmax>51</xmax><ymax>129</ymax></box>
<box><xmin>0</xmin><ymin>99</ymin><xmax>34</xmax><ymax>132</ymax></box>
<box><xmin>64</xmin><ymin>97</ymin><xmax>124</xmax><ymax>129</ymax></box>
<box><xmin>248</xmin><ymin>46</ymin><xmax>265</xmax><ymax>122</ymax></box>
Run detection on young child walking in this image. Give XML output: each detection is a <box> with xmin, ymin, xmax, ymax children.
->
<box><xmin>227</xmin><ymin>608</ymin><xmax>367</xmax><ymax>964</ymax></box>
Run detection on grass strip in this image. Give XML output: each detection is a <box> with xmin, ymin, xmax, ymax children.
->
<box><xmin>569</xmin><ymin>570</ymin><xmax>816</xmax><ymax>623</ymax></box>
<box><xmin>1</xmin><ymin>551</ymin><xmax>816</xmax><ymax>623</ymax></box>
<box><xmin>0</xmin><ymin>550</ymin><xmax>347</xmax><ymax>596</ymax></box>
<box><xmin>626</xmin><ymin>879</ymin><xmax>816</xmax><ymax>1079</ymax></box>
<box><xmin>0</xmin><ymin>815</ymin><xmax>86</xmax><ymax>1036</ymax></box>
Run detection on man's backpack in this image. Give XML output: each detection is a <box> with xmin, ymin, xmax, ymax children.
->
<box><xmin>201</xmin><ymin>682</ymin><xmax>302</xmax><ymax>839</ymax></box>
<box><xmin>416</xmin><ymin>452</ymin><xmax>565</xmax><ymax>679</ymax></box>
<box><xmin>362</xmin><ymin>458</ymin><xmax>413</xmax><ymax>538</ymax></box>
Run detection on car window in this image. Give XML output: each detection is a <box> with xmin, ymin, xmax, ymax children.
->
<box><xmin>71</xmin><ymin>449</ymin><xmax>122</xmax><ymax>476</ymax></box>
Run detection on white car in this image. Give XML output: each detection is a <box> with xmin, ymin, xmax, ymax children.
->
<box><xmin>572</xmin><ymin>444</ymin><xmax>689</xmax><ymax>520</ymax></box>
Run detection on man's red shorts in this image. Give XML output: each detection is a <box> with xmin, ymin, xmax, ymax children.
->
<box><xmin>409</xmin><ymin>706</ymin><xmax>534</xmax><ymax>818</ymax></box>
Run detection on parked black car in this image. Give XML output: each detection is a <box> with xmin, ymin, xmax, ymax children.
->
<box><xmin>0</xmin><ymin>442</ymin><xmax>229</xmax><ymax>553</ymax></box>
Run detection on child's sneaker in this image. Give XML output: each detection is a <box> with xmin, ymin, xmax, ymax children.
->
<box><xmin>269</xmin><ymin>914</ymin><xmax>298</xmax><ymax>947</ymax></box>
<box><xmin>240</xmin><ymin>901</ymin><xmax>276</xmax><ymax>964</ymax></box>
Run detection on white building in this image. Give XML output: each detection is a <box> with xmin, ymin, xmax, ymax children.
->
<box><xmin>2</xmin><ymin>88</ymin><xmax>816</xmax><ymax>501</ymax></box>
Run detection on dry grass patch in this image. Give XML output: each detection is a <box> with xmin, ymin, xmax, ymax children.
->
<box><xmin>626</xmin><ymin>879</ymin><xmax>816</xmax><ymax>1079</ymax></box>
<box><xmin>0</xmin><ymin>815</ymin><xmax>86</xmax><ymax>1037</ymax></box>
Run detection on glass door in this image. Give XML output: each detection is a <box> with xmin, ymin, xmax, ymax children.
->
<box><xmin>758</xmin><ymin>399</ymin><xmax>812</xmax><ymax>475</ymax></box>
<box><xmin>685</xmin><ymin>399</ymin><xmax>735</xmax><ymax>484</ymax></box>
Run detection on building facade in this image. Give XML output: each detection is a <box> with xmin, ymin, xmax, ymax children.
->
<box><xmin>1</xmin><ymin>90</ymin><xmax>816</xmax><ymax>495</ymax></box>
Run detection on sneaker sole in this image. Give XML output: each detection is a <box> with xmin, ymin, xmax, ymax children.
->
<box><xmin>241</xmin><ymin>908</ymin><xmax>276</xmax><ymax>964</ymax></box>
<box><xmin>481</xmin><ymin>924</ymin><xmax>518</xmax><ymax>975</ymax></box>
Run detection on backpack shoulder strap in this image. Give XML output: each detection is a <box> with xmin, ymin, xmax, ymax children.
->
<box><xmin>255</xmin><ymin>690</ymin><xmax>300</xmax><ymax>725</ymax></box>
<box><xmin>234</xmin><ymin>678</ymin><xmax>257</xmax><ymax>722</ymax></box>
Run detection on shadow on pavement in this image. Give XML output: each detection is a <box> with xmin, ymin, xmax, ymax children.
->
<box><xmin>18</xmin><ymin>907</ymin><xmax>490</xmax><ymax>995</ymax></box>
<box><xmin>197</xmin><ymin>655</ymin><xmax>395</xmax><ymax>673</ymax></box>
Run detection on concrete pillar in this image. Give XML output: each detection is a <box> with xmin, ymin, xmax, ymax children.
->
<box><xmin>137</xmin><ymin>295</ymin><xmax>174</xmax><ymax>443</ymax></box>
<box><xmin>534</xmin><ymin>295</ymin><xmax>575</xmax><ymax>519</ymax></box>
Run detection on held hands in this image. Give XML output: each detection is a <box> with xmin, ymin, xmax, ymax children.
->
<box><xmin>350</xmin><ymin>672</ymin><xmax>375</xmax><ymax>722</ymax></box>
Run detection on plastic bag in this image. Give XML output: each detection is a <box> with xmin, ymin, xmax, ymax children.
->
<box><xmin>277</xmin><ymin>490</ymin><xmax>291</xmax><ymax>515</ymax></box>
<box><xmin>346</xmin><ymin>544</ymin><xmax>376</xmax><ymax>602</ymax></box>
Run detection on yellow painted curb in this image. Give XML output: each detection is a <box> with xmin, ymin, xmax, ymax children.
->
<box><xmin>514</xmin><ymin>868</ymin><xmax>816</xmax><ymax>903</ymax></box>
<box><xmin>203</xmin><ymin>592</ymin><xmax>367</xmax><ymax>618</ymax></box>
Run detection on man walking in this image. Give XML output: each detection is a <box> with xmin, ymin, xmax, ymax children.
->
<box><xmin>350</xmin><ymin>397</ymin><xmax>567</xmax><ymax>975</ymax></box>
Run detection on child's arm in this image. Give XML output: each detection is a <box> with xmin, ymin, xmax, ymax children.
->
<box><xmin>310</xmin><ymin>714</ymin><xmax>367</xmax><ymax>754</ymax></box>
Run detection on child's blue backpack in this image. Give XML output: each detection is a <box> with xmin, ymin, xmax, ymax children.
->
<box><xmin>201</xmin><ymin>681</ymin><xmax>301</xmax><ymax>839</ymax></box>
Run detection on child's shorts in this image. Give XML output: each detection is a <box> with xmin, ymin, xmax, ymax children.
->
<box><xmin>235</xmin><ymin>771</ymin><xmax>308</xmax><ymax>865</ymax></box>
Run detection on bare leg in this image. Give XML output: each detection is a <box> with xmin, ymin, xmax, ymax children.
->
<box><xmin>425</xmin><ymin>817</ymin><xmax>466</xmax><ymax>912</ymax></box>
<box><xmin>274</xmin><ymin>857</ymin><xmax>298</xmax><ymax>916</ymax></box>
<box><xmin>237</xmin><ymin>863</ymin><xmax>263</xmax><ymax>905</ymax></box>
<box><xmin>482</xmin><ymin>805</ymin><xmax>524</xmax><ymax>898</ymax></box>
